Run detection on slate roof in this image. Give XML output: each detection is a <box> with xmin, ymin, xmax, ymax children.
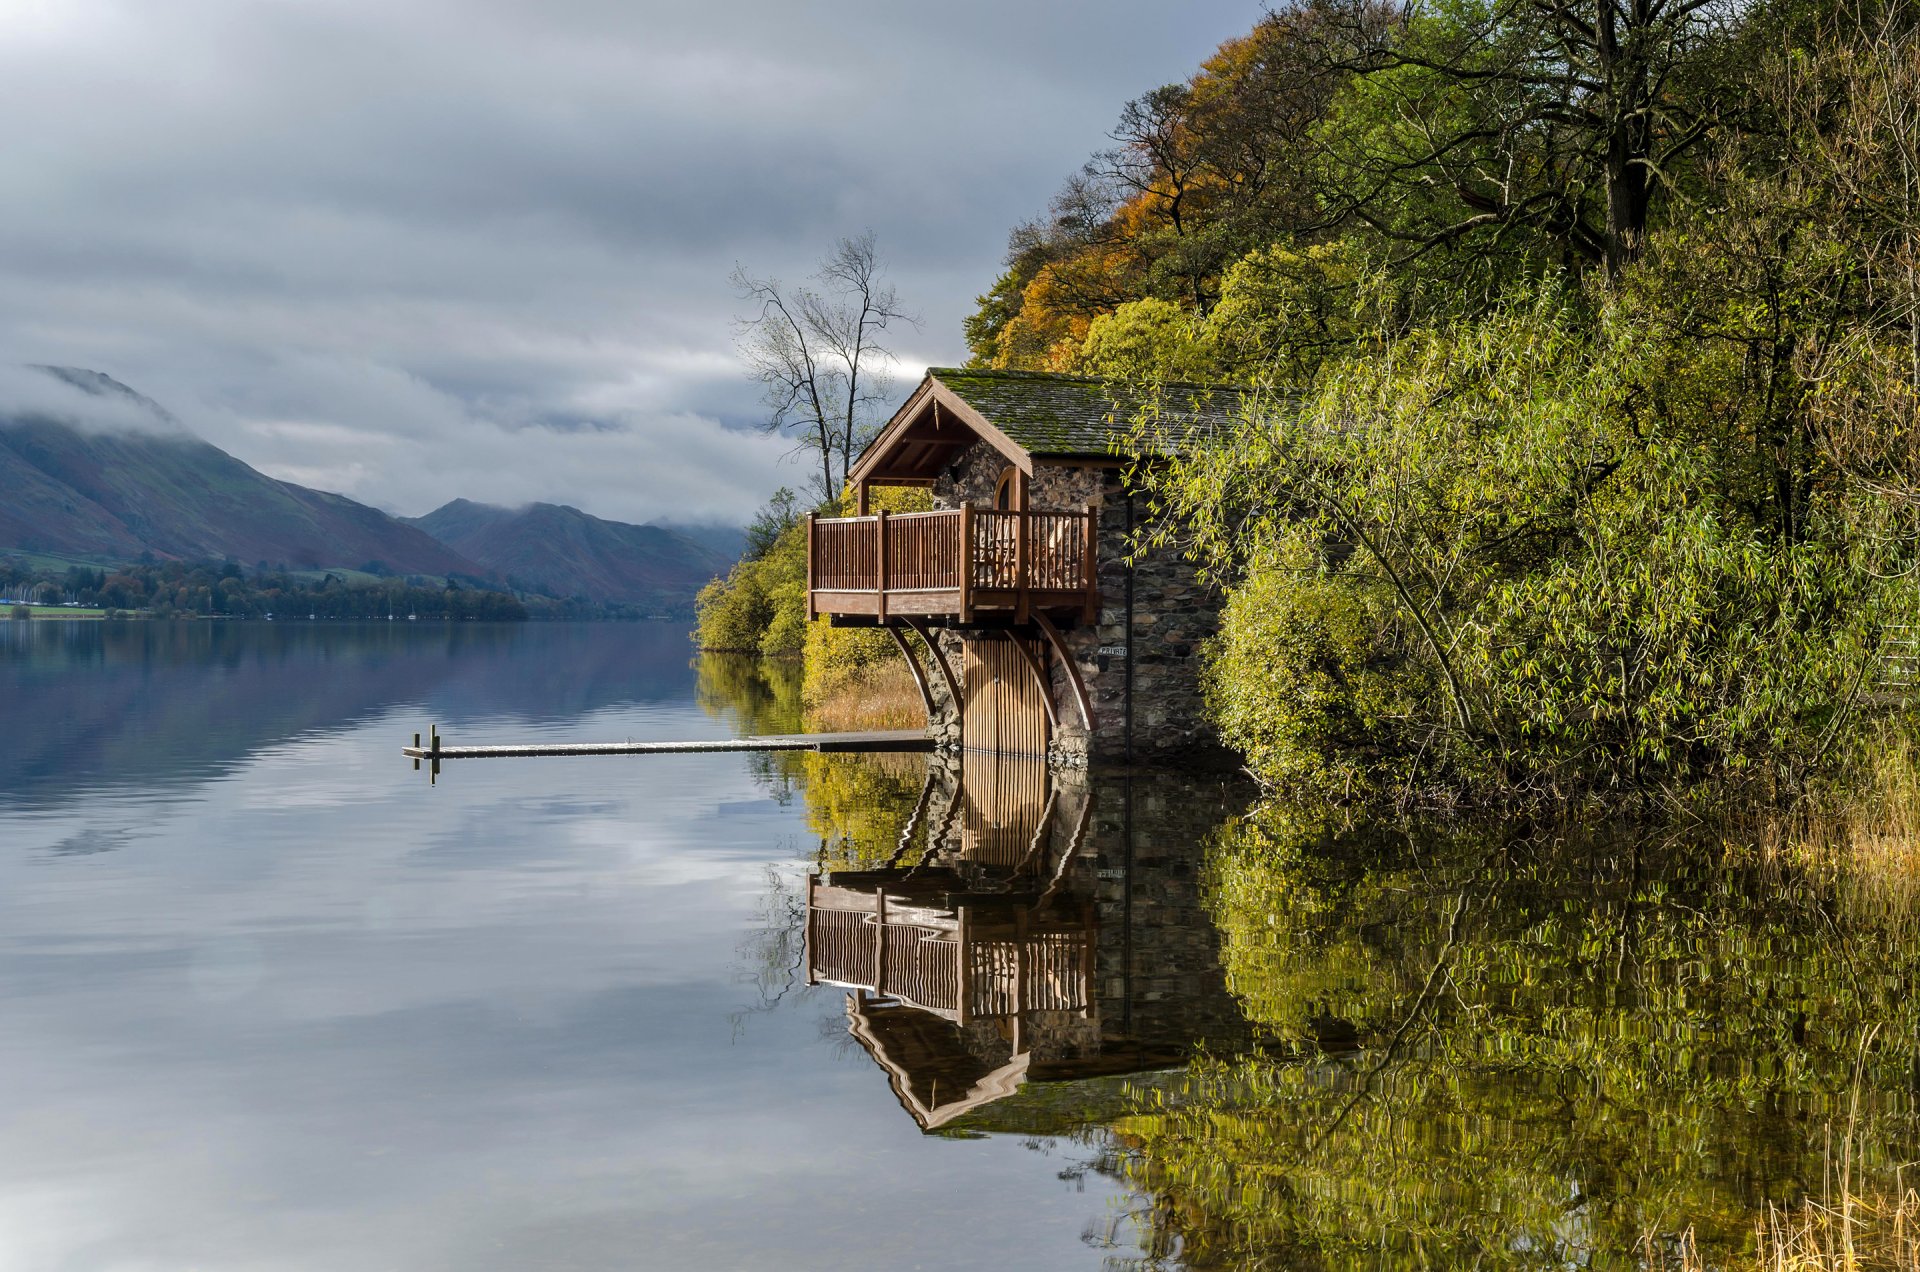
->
<box><xmin>925</xmin><ymin>368</ymin><xmax>1254</xmax><ymax>458</ymax></box>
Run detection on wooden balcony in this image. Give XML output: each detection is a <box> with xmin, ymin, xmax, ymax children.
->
<box><xmin>808</xmin><ymin>506</ymin><xmax>1098</xmax><ymax>625</ymax></box>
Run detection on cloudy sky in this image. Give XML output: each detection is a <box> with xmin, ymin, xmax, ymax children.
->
<box><xmin>1</xmin><ymin>0</ymin><xmax>1258</xmax><ymax>526</ymax></box>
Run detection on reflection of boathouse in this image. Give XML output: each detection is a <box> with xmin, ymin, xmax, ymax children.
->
<box><xmin>806</xmin><ymin>756</ymin><xmax>1255</xmax><ymax>1129</ymax></box>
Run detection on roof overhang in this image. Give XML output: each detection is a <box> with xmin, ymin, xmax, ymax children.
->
<box><xmin>850</xmin><ymin>372</ymin><xmax>1036</xmax><ymax>486</ymax></box>
<box><xmin>845</xmin><ymin>992</ymin><xmax>1033</xmax><ymax>1131</ymax></box>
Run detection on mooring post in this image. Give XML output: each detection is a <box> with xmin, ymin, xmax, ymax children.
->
<box><xmin>413</xmin><ymin>731</ymin><xmax>421</xmax><ymax>772</ymax></box>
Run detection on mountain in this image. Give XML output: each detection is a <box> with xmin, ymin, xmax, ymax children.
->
<box><xmin>0</xmin><ymin>367</ymin><xmax>483</xmax><ymax>577</ymax></box>
<box><xmin>406</xmin><ymin>499</ymin><xmax>730</xmax><ymax>609</ymax></box>
<box><xmin>653</xmin><ymin>521</ymin><xmax>747</xmax><ymax>565</ymax></box>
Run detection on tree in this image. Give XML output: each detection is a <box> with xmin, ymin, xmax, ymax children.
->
<box><xmin>1312</xmin><ymin>0</ymin><xmax>1739</xmax><ymax>276</ymax></box>
<box><xmin>743</xmin><ymin>487</ymin><xmax>800</xmax><ymax>562</ymax></box>
<box><xmin>731</xmin><ymin>233</ymin><xmax>916</xmax><ymax>501</ymax></box>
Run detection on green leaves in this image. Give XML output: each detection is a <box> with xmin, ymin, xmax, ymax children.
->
<box><xmin>1140</xmin><ymin>278</ymin><xmax>1905</xmax><ymax>803</ymax></box>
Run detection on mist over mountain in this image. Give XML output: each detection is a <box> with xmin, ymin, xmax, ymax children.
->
<box><xmin>0</xmin><ymin>369</ymin><xmax>481</xmax><ymax>576</ymax></box>
<box><xmin>0</xmin><ymin>369</ymin><xmax>736</xmax><ymax>611</ymax></box>
<box><xmin>406</xmin><ymin>499</ymin><xmax>731</xmax><ymax>610</ymax></box>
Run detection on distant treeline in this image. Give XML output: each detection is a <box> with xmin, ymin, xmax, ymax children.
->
<box><xmin>0</xmin><ymin>558</ymin><xmax>676</xmax><ymax>621</ymax></box>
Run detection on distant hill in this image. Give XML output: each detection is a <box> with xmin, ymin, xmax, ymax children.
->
<box><xmin>0</xmin><ymin>367</ymin><xmax>485</xmax><ymax>577</ymax></box>
<box><xmin>654</xmin><ymin>521</ymin><xmax>747</xmax><ymax>565</ymax></box>
<box><xmin>407</xmin><ymin>499</ymin><xmax>730</xmax><ymax>610</ymax></box>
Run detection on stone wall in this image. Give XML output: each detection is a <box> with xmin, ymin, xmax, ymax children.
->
<box><xmin>925</xmin><ymin>439</ymin><xmax>1226</xmax><ymax>767</ymax></box>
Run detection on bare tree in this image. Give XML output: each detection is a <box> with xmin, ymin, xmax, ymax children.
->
<box><xmin>731</xmin><ymin>233</ymin><xmax>917</xmax><ymax>502</ymax></box>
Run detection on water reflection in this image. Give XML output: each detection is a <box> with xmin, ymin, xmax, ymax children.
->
<box><xmin>3</xmin><ymin>630</ymin><xmax>1153</xmax><ymax>1271</ymax></box>
<box><xmin>0</xmin><ymin>620</ymin><xmax>700</xmax><ymax>808</ymax></box>
<box><xmin>801</xmin><ymin>755</ymin><xmax>1261</xmax><ymax>1134</ymax></box>
<box><xmin>764</xmin><ymin>739</ymin><xmax>1920</xmax><ymax>1267</ymax></box>
<box><xmin>1100</xmin><ymin>812</ymin><xmax>1920</xmax><ymax>1269</ymax></box>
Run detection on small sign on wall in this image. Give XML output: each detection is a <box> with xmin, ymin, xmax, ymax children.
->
<box><xmin>1097</xmin><ymin>644</ymin><xmax>1129</xmax><ymax>658</ymax></box>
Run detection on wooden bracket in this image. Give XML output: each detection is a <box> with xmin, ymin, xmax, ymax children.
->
<box><xmin>886</xmin><ymin>624</ymin><xmax>938</xmax><ymax>722</ymax></box>
<box><xmin>903</xmin><ymin>617</ymin><xmax>961</xmax><ymax>708</ymax></box>
<box><xmin>1033</xmin><ymin>611</ymin><xmax>1094</xmax><ymax>734</ymax></box>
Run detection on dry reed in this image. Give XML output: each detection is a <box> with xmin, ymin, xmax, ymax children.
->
<box><xmin>803</xmin><ymin>658</ymin><xmax>928</xmax><ymax>733</ymax></box>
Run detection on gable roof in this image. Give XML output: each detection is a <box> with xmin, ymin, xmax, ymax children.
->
<box><xmin>850</xmin><ymin>367</ymin><xmax>1254</xmax><ymax>484</ymax></box>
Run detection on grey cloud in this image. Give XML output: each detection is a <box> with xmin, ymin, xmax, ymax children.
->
<box><xmin>1</xmin><ymin>0</ymin><xmax>1258</xmax><ymax>525</ymax></box>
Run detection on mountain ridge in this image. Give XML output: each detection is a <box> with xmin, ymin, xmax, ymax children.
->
<box><xmin>405</xmin><ymin>498</ymin><xmax>730</xmax><ymax>609</ymax></box>
<box><xmin>0</xmin><ymin>368</ymin><xmax>738</xmax><ymax>611</ymax></box>
<box><xmin>0</xmin><ymin>373</ymin><xmax>482</xmax><ymax>577</ymax></box>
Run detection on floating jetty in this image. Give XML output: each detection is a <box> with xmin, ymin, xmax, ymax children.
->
<box><xmin>402</xmin><ymin>729</ymin><xmax>932</xmax><ymax>762</ymax></box>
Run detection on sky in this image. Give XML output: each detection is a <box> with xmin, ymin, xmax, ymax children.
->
<box><xmin>0</xmin><ymin>0</ymin><xmax>1260</xmax><ymax>527</ymax></box>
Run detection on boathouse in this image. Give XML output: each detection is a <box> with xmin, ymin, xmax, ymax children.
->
<box><xmin>807</xmin><ymin>368</ymin><xmax>1250</xmax><ymax>766</ymax></box>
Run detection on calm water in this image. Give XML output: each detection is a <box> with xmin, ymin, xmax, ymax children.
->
<box><xmin>0</xmin><ymin>622</ymin><xmax>1160</xmax><ymax>1270</ymax></box>
<box><xmin>8</xmin><ymin>620</ymin><xmax>1920</xmax><ymax>1270</ymax></box>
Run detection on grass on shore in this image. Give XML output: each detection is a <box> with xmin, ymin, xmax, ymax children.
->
<box><xmin>6</xmin><ymin>604</ymin><xmax>118</xmax><ymax>620</ymax></box>
<box><xmin>803</xmin><ymin>658</ymin><xmax>928</xmax><ymax>733</ymax></box>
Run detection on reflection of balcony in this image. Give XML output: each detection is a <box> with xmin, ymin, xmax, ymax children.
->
<box><xmin>804</xmin><ymin>879</ymin><xmax>1095</xmax><ymax>1024</ymax></box>
<box><xmin>807</xmin><ymin>507</ymin><xmax>1098</xmax><ymax>624</ymax></box>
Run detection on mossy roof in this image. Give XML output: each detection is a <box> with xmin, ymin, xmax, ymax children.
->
<box><xmin>925</xmin><ymin>368</ymin><xmax>1253</xmax><ymax>458</ymax></box>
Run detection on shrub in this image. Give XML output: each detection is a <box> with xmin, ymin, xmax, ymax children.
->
<box><xmin>1204</xmin><ymin>536</ymin><xmax>1439</xmax><ymax>800</ymax></box>
<box><xmin>695</xmin><ymin>508</ymin><xmax>806</xmax><ymax>654</ymax></box>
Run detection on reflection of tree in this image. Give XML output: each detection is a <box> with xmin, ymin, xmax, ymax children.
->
<box><xmin>694</xmin><ymin>653</ymin><xmax>806</xmax><ymax>802</ymax></box>
<box><xmin>696</xmin><ymin>651</ymin><xmax>935</xmax><ymax>859</ymax></box>
<box><xmin>731</xmin><ymin>864</ymin><xmax>809</xmax><ymax>1035</ymax></box>
<box><xmin>1095</xmin><ymin>811</ymin><xmax>1920</xmax><ymax>1269</ymax></box>
<box><xmin>704</xmin><ymin>651</ymin><xmax>937</xmax><ymax>1035</ymax></box>
<box><xmin>802</xmin><ymin>750</ymin><xmax>935</xmax><ymax>870</ymax></box>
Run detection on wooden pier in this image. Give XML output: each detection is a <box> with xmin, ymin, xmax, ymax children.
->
<box><xmin>402</xmin><ymin>729</ymin><xmax>931</xmax><ymax>761</ymax></box>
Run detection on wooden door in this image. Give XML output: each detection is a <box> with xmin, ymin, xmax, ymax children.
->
<box><xmin>960</xmin><ymin>635</ymin><xmax>1051</xmax><ymax>758</ymax></box>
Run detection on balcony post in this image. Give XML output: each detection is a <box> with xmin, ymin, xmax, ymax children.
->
<box><xmin>1014</xmin><ymin>508</ymin><xmax>1029</xmax><ymax>625</ymax></box>
<box><xmin>956</xmin><ymin>904</ymin><xmax>972</xmax><ymax>1024</ymax></box>
<box><xmin>804</xmin><ymin>873</ymin><xmax>817</xmax><ymax>986</ymax></box>
<box><xmin>1082</xmin><ymin>504</ymin><xmax>1098</xmax><ymax>623</ymax></box>
<box><xmin>874</xmin><ymin>886</ymin><xmax>888</xmax><ymax>995</ymax></box>
<box><xmin>806</xmin><ymin>512</ymin><xmax>817</xmax><ymax>620</ymax></box>
<box><xmin>959</xmin><ymin>505</ymin><xmax>975</xmax><ymax>624</ymax></box>
<box><xmin>875</xmin><ymin>509</ymin><xmax>890</xmax><ymax>624</ymax></box>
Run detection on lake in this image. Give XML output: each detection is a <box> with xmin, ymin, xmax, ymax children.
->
<box><xmin>5</xmin><ymin>620</ymin><xmax>1920</xmax><ymax>1269</ymax></box>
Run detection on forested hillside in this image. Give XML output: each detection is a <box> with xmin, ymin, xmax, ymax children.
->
<box><xmin>955</xmin><ymin>0</ymin><xmax>1920</xmax><ymax>804</ymax></box>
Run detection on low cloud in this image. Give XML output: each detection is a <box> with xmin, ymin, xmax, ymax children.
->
<box><xmin>0</xmin><ymin>364</ymin><xmax>186</xmax><ymax>435</ymax></box>
<box><xmin>0</xmin><ymin>0</ymin><xmax>1258</xmax><ymax>526</ymax></box>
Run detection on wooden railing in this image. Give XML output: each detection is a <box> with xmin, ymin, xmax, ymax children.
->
<box><xmin>806</xmin><ymin>880</ymin><xmax>1092</xmax><ymax>1023</ymax></box>
<box><xmin>969</xmin><ymin>510</ymin><xmax>1092</xmax><ymax>591</ymax></box>
<box><xmin>887</xmin><ymin>510</ymin><xmax>964</xmax><ymax>591</ymax></box>
<box><xmin>807</xmin><ymin>899</ymin><xmax>962</xmax><ymax>1016</ymax></box>
<box><xmin>967</xmin><ymin>931</ymin><xmax>1091</xmax><ymax>1019</ymax></box>
<box><xmin>809</xmin><ymin>505</ymin><xmax>1097</xmax><ymax>618</ymax></box>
